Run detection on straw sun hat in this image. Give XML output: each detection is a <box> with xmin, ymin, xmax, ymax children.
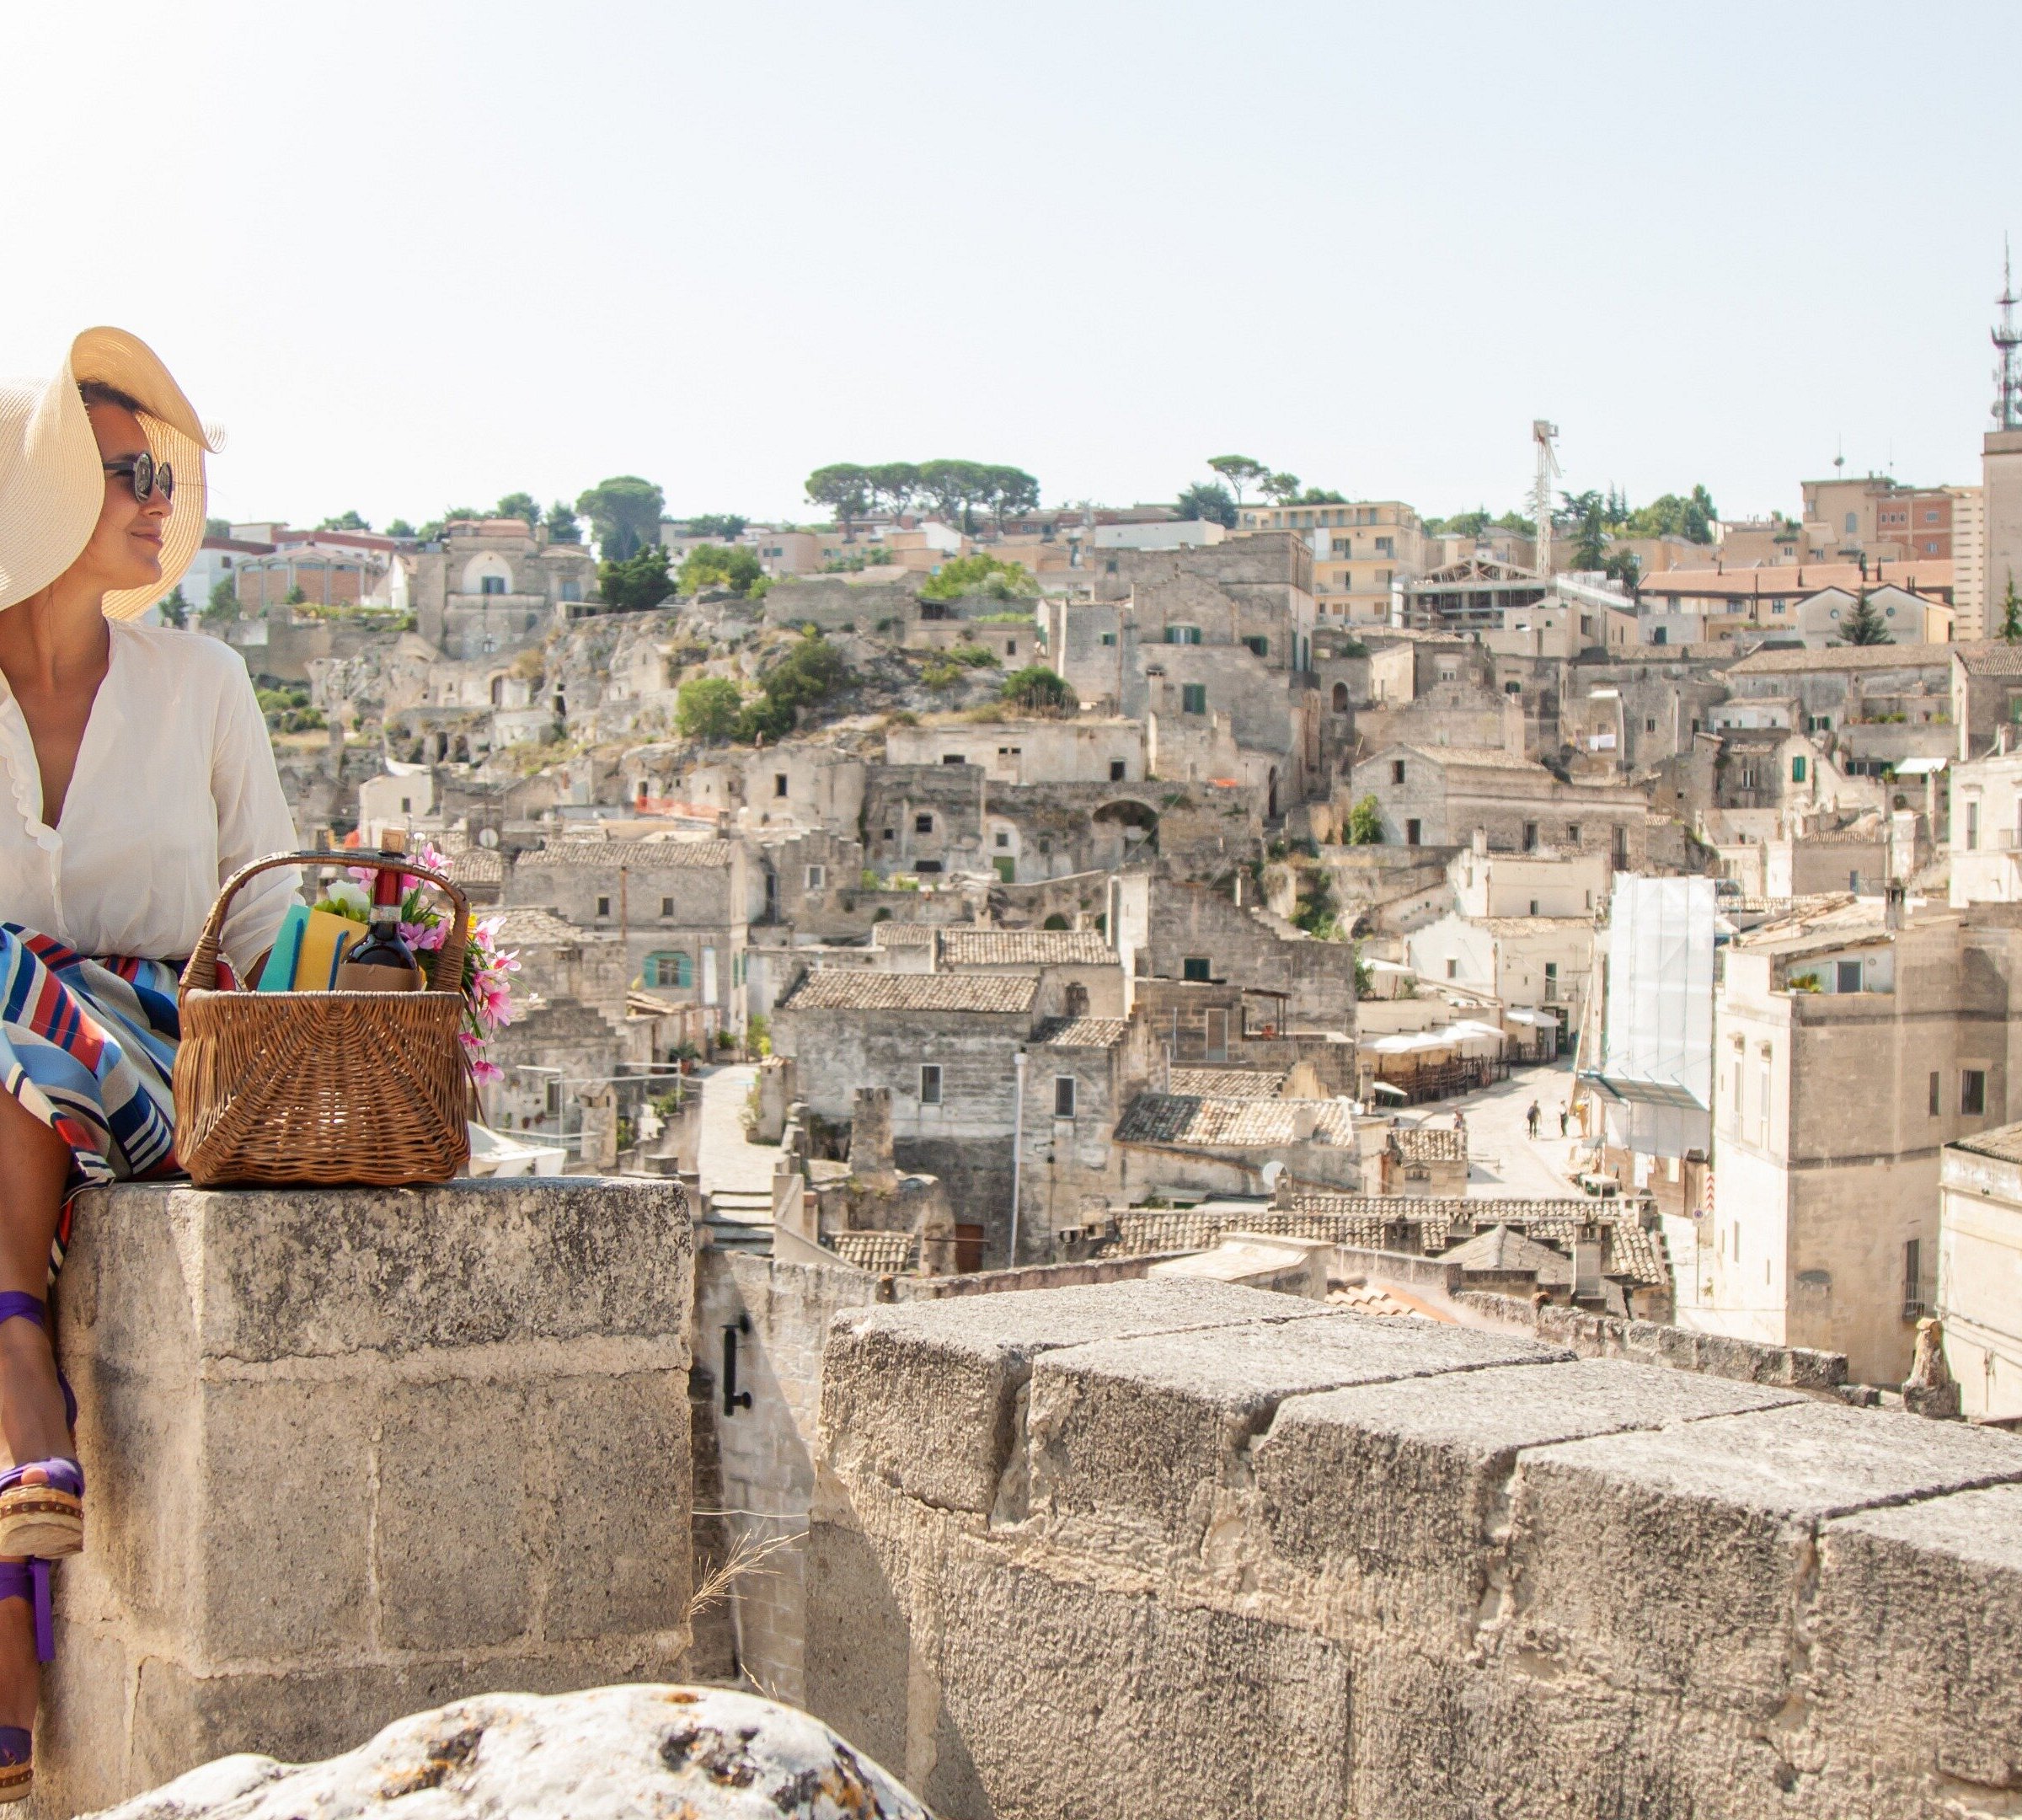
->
<box><xmin>0</xmin><ymin>326</ymin><xmax>215</xmax><ymax>619</ymax></box>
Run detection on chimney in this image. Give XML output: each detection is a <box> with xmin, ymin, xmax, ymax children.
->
<box><xmin>1573</xmin><ymin>1227</ymin><xmax>1605</xmax><ymax>1301</ymax></box>
<box><xmin>1288</xmin><ymin>1104</ymin><xmax>1320</xmax><ymax>1143</ymax></box>
<box><xmin>1885</xmin><ymin>878</ymin><xmax>1906</xmax><ymax>932</ymax></box>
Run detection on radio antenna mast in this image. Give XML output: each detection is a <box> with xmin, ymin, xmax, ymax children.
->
<box><xmin>1995</xmin><ymin>237</ymin><xmax>2021</xmax><ymax>431</ymax></box>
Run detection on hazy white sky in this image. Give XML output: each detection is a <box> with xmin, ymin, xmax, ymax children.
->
<box><xmin>6</xmin><ymin>2</ymin><xmax>2017</xmax><ymax>534</ymax></box>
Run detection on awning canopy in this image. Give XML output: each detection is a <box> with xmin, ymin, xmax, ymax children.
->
<box><xmin>1579</xmin><ymin>1068</ymin><xmax>1707</xmax><ymax>1111</ymax></box>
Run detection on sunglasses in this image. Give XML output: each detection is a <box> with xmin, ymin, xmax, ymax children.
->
<box><xmin>103</xmin><ymin>451</ymin><xmax>175</xmax><ymax>504</ymax></box>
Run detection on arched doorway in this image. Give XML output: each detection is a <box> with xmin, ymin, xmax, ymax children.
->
<box><xmin>1331</xmin><ymin>681</ymin><xmax>1349</xmax><ymax>713</ymax></box>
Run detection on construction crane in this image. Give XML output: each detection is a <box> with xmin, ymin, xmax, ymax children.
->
<box><xmin>1532</xmin><ymin>420</ymin><xmax>1560</xmax><ymax>577</ymax></box>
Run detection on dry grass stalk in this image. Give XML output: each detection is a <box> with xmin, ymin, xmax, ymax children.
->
<box><xmin>684</xmin><ymin>1523</ymin><xmax>805</xmax><ymax>1625</ymax></box>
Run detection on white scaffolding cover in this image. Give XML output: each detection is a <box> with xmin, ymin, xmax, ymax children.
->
<box><xmin>1586</xmin><ymin>874</ymin><xmax>1714</xmax><ymax>1159</ymax></box>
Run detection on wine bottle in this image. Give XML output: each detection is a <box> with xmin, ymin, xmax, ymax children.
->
<box><xmin>334</xmin><ymin>832</ymin><xmax>424</xmax><ymax>992</ymax></box>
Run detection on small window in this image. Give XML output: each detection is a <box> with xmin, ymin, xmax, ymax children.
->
<box><xmin>644</xmin><ymin>950</ymin><xmax>692</xmax><ymax>989</ymax></box>
<box><xmin>1930</xmin><ymin>1071</ymin><xmax>1941</xmax><ymax>1116</ymax></box>
<box><xmin>1181</xmin><ymin>683</ymin><xmax>1207</xmax><ymax>715</ymax></box>
<box><xmin>1528</xmin><ymin>898</ymin><xmax>1540</xmax><ymax>916</ymax></box>
<box><xmin>1522</xmin><ymin>822</ymin><xmax>1538</xmax><ymax>852</ymax></box>
<box><xmin>596</xmin><ymin>895</ymin><xmax>612</xmax><ymax>918</ymax></box>
<box><xmin>480</xmin><ymin>574</ymin><xmax>506</xmax><ymax>596</ymax></box>
<box><xmin>1792</xmin><ymin>756</ymin><xmax>1807</xmax><ymax>784</ymax></box>
<box><xmin>1445</xmin><ymin>958</ymin><xmax>1458</xmax><ymax>980</ymax></box>
<box><xmin>660</xmin><ymin>896</ymin><xmax>674</xmax><ymax>917</ymax></box>
<box><xmin>805</xmin><ymin>864</ymin><xmax>825</xmax><ymax>890</ymax></box>
<box><xmin>1006</xmin><ymin>640</ymin><xmax>1018</xmax><ymax>656</ymax></box>
<box><xmin>1566</xmin><ymin>824</ymin><xmax>1581</xmax><ymax>843</ymax></box>
<box><xmin>1110</xmin><ymin>759</ymin><xmax>1126</xmax><ymax>781</ymax></box>
<box><xmin>1244</xmin><ymin>636</ymin><xmax>1269</xmax><ymax>658</ymax></box>
<box><xmin>880</xmin><ymin>827</ymin><xmax>894</xmax><ymax>841</ymax></box>
<box><xmin>915</xmin><ymin>859</ymin><xmax>943</xmax><ymax>874</ymax></box>
<box><xmin>1100</xmin><ymin>631</ymin><xmax>1117</xmax><ymax>646</ymax></box>
<box><xmin>399</xmin><ymin>796</ymin><xmax>412</xmax><ymax>812</ymax></box>
<box><xmin>1836</xmin><ymin>960</ymin><xmax>1862</xmax><ymax>993</ymax></box>
<box><xmin>1166</xmin><ymin>625</ymin><xmax>1202</xmax><ymax>645</ymax></box>
<box><xmin>1053</xmin><ymin>1076</ymin><xmax>1078</xmax><ymax>1119</ymax></box>
<box><xmin>1406</xmin><ymin>818</ymin><xmax>1421</xmax><ymax>847</ymax></box>
<box><xmin>915</xmin><ymin>813</ymin><xmax>933</xmax><ymax>834</ymax></box>
<box><xmin>1392</xmin><ymin>760</ymin><xmax>1406</xmax><ymax>784</ymax></box>
<box><xmin>774</xmin><ymin>773</ymin><xmax>789</xmax><ymax>795</ymax></box>
<box><xmin>1645</xmin><ymin>717</ymin><xmax>1657</xmax><ymax>733</ymax></box>
<box><xmin>1963</xmin><ymin>1069</ymin><xmax>1987</xmax><ymax>1116</ymax></box>
<box><xmin>943</xmin><ymin>753</ymin><xmax>964</xmax><ymax>765</ymax></box>
<box><xmin>1183</xmin><ymin>957</ymin><xmax>1212</xmax><ymax>982</ymax></box>
<box><xmin>995</xmin><ymin>830</ymin><xmax>1010</xmax><ymax>848</ymax></box>
<box><xmin>919</xmin><ymin>1064</ymin><xmax>943</xmax><ymax>1106</ymax></box>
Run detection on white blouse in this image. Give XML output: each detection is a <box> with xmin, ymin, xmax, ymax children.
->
<box><xmin>0</xmin><ymin>619</ymin><xmax>300</xmax><ymax>975</ymax></box>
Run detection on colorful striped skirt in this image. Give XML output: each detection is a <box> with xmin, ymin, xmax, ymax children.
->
<box><xmin>0</xmin><ymin>926</ymin><xmax>183</xmax><ymax>1277</ymax></box>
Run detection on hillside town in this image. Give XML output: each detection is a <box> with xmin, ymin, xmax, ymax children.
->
<box><xmin>134</xmin><ymin>287</ymin><xmax>2022</xmax><ymax>1468</ymax></box>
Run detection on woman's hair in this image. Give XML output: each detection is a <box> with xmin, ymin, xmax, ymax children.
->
<box><xmin>78</xmin><ymin>379</ymin><xmax>147</xmax><ymax>415</ymax></box>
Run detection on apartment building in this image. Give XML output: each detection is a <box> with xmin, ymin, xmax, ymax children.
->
<box><xmin>1698</xmin><ymin>893</ymin><xmax>2022</xmax><ymax>1384</ymax></box>
<box><xmin>1233</xmin><ymin>499</ymin><xmax>1428</xmax><ymax>623</ymax></box>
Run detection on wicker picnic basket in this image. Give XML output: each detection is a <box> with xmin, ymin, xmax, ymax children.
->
<box><xmin>173</xmin><ymin>851</ymin><xmax>474</xmax><ymax>1187</ymax></box>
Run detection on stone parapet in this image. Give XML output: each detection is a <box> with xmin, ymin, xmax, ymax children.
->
<box><xmin>806</xmin><ymin>1277</ymin><xmax>2022</xmax><ymax>1819</ymax></box>
<box><xmin>45</xmin><ymin>1176</ymin><xmax>693</xmax><ymax>1818</ymax></box>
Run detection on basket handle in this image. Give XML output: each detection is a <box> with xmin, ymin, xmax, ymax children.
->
<box><xmin>181</xmin><ymin>850</ymin><xmax>472</xmax><ymax>1000</ymax></box>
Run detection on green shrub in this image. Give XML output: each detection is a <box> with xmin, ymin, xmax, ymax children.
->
<box><xmin>676</xmin><ymin>676</ymin><xmax>742</xmax><ymax>739</ymax></box>
<box><xmin>1000</xmin><ymin>666</ymin><xmax>1075</xmax><ymax>713</ymax></box>
<box><xmin>947</xmin><ymin>643</ymin><xmax>998</xmax><ymax>668</ymax></box>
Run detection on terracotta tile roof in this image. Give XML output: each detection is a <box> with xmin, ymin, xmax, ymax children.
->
<box><xmin>1328</xmin><ymin>1282</ymin><xmax>1441</xmax><ymax>1320</ymax></box>
<box><xmin>779</xmin><ymin>970</ymin><xmax>1039</xmax><ymax>1014</ymax></box>
<box><xmin>444</xmin><ymin>848</ymin><xmax>505</xmax><ymax>884</ymax></box>
<box><xmin>1722</xmin><ymin>643</ymin><xmax>1952</xmax><ymax>676</ymax></box>
<box><xmin>1951</xmin><ymin>640</ymin><xmax>2022</xmax><ymax>677</ymax></box>
<box><xmin>1115</xmin><ymin>1094</ymin><xmax>1356</xmax><ymax>1148</ymax></box>
<box><xmin>1951</xmin><ymin>1120</ymin><xmax>2022</xmax><ymax>1164</ymax></box>
<box><xmin>519</xmin><ymin>838</ymin><xmax>734</xmax><ymax>869</ymax></box>
<box><xmin>829</xmin><ymin>1229</ymin><xmax>918</xmax><ymax>1273</ymax></box>
<box><xmin>1032</xmin><ymin>1016</ymin><xmax>1131</xmax><ymax>1049</ymax></box>
<box><xmin>940</xmin><ymin>929</ymin><xmax>1116</xmax><ymax>966</ymax></box>
<box><xmin>872</xmin><ymin>923</ymin><xmax>938</xmax><ymax>946</ymax></box>
<box><xmin>1390</xmin><ymin>1125</ymin><xmax>1467</xmax><ymax>1164</ymax></box>
<box><xmin>1441</xmin><ymin>1223</ymin><xmax>1573</xmax><ymax>1281</ymax></box>
<box><xmin>488</xmin><ymin>907</ymin><xmax>616</xmax><ymax>947</ymax></box>
<box><xmin>1641</xmin><ymin>561</ymin><xmax>1951</xmax><ymax>601</ymax></box>
<box><xmin>1168</xmin><ymin>1067</ymin><xmax>1287</xmax><ymax>1097</ymax></box>
<box><xmin>1284</xmin><ymin>1193</ymin><xmax>1672</xmax><ymax>1288</ymax></box>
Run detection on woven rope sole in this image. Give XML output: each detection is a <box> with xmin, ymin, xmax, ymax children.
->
<box><xmin>0</xmin><ymin>1764</ymin><xmax>29</xmax><ymax>1802</ymax></box>
<box><xmin>0</xmin><ymin>1489</ymin><xmax>81</xmax><ymax>1560</ymax></box>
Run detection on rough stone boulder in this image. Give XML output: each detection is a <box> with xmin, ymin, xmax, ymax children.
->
<box><xmin>85</xmin><ymin>1685</ymin><xmax>929</xmax><ymax>1820</ymax></box>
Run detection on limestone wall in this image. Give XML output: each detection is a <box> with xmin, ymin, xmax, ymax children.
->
<box><xmin>48</xmin><ymin>1177</ymin><xmax>693</xmax><ymax>1818</ymax></box>
<box><xmin>806</xmin><ymin>1277</ymin><xmax>2022</xmax><ymax>1819</ymax></box>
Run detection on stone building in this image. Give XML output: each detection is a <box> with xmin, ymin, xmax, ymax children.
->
<box><xmin>1404</xmin><ymin>913</ymin><xmax>1594</xmax><ymax>1055</ymax></box>
<box><xmin>1936</xmin><ymin>1120</ymin><xmax>2022</xmax><ymax>1421</ymax></box>
<box><xmin>770</xmin><ymin>969</ymin><xmax>1052</xmax><ymax>1254</ymax></box>
<box><xmin>1698</xmin><ymin>892</ymin><xmax>2022</xmax><ymax>1384</ymax></box>
<box><xmin>1352</xmin><ymin>742</ymin><xmax>1648</xmax><ymax>867</ymax></box>
<box><xmin>410</xmin><ymin>518</ymin><xmax>599</xmax><ymax>661</ymax></box>
<box><xmin>507</xmin><ymin>837</ymin><xmax>750</xmax><ymax>1036</ymax></box>
<box><xmin>1114</xmin><ymin>875</ymin><xmax>1357</xmax><ymax>1036</ymax></box>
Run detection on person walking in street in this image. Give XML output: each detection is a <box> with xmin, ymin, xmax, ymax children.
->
<box><xmin>1526</xmin><ymin>1100</ymin><xmax>1541</xmax><ymax>1138</ymax></box>
<box><xmin>1559</xmin><ymin>1104</ymin><xmax>1570</xmax><ymax>1137</ymax></box>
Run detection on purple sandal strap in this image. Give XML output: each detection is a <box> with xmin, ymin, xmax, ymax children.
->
<box><xmin>0</xmin><ymin>1561</ymin><xmax>54</xmax><ymax>1662</ymax></box>
<box><xmin>0</xmin><ymin>1460</ymin><xmax>81</xmax><ymax>1500</ymax></box>
<box><xmin>0</xmin><ymin>1725</ymin><xmax>29</xmax><ymax>1769</ymax></box>
<box><xmin>0</xmin><ymin>1292</ymin><xmax>72</xmax><ymax>1429</ymax></box>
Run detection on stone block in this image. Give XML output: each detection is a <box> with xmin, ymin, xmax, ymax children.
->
<box><xmin>42</xmin><ymin>1177</ymin><xmax>693</xmax><ymax>1818</ymax></box>
<box><xmin>1811</xmin><ymin>1481</ymin><xmax>2022</xmax><ymax>1793</ymax></box>
<box><xmin>917</xmin><ymin>1551</ymin><xmax>1350</xmax><ymax>1820</ymax></box>
<box><xmin>1253</xmin><ymin>1358</ymin><xmax>1803</xmax><ymax>1646</ymax></box>
<box><xmin>820</xmin><ymin>1278</ymin><xmax>1329</xmax><ymax>1515</ymax></box>
<box><xmin>1506</xmin><ymin>1400</ymin><xmax>2022</xmax><ymax>1716</ymax></box>
<box><xmin>376</xmin><ymin>1381</ymin><xmax>537</xmax><ymax>1652</ymax></box>
<box><xmin>1024</xmin><ymin>1312</ymin><xmax>1567</xmax><ymax>1540</ymax></box>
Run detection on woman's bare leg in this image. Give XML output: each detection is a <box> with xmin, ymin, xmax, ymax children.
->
<box><xmin>0</xmin><ymin>1088</ymin><xmax>72</xmax><ymax>1732</ymax></box>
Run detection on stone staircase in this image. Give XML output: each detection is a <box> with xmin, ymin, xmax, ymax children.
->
<box><xmin>702</xmin><ymin>1186</ymin><xmax>774</xmax><ymax>1252</ymax></box>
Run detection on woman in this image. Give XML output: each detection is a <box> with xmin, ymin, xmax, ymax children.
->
<box><xmin>0</xmin><ymin>329</ymin><xmax>297</xmax><ymax>1796</ymax></box>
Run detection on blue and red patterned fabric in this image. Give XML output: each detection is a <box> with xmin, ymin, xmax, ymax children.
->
<box><xmin>0</xmin><ymin>925</ymin><xmax>190</xmax><ymax>1277</ymax></box>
